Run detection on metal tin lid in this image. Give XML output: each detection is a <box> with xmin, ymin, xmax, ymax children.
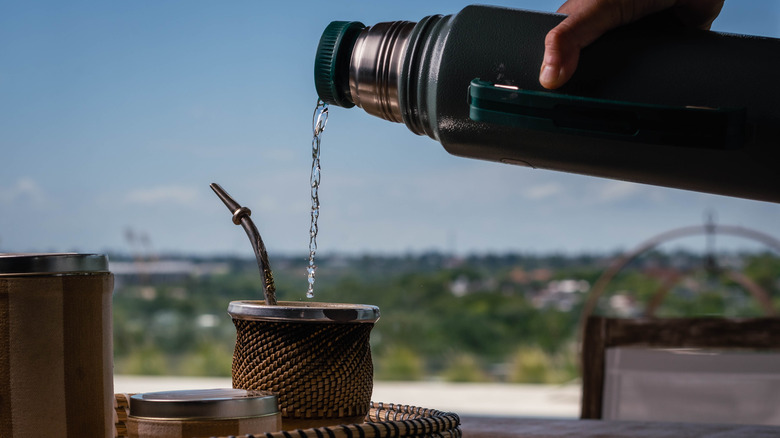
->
<box><xmin>228</xmin><ymin>300</ymin><xmax>380</xmax><ymax>323</ymax></box>
<box><xmin>129</xmin><ymin>389</ymin><xmax>278</xmax><ymax>420</ymax></box>
<box><xmin>0</xmin><ymin>253</ymin><xmax>109</xmax><ymax>275</ymax></box>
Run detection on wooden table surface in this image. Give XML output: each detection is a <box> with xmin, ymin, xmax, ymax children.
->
<box><xmin>459</xmin><ymin>416</ymin><xmax>780</xmax><ymax>437</ymax></box>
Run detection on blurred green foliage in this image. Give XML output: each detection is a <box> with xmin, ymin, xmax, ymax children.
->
<box><xmin>112</xmin><ymin>250</ymin><xmax>779</xmax><ymax>381</ymax></box>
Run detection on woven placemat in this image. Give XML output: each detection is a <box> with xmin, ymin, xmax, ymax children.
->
<box><xmin>114</xmin><ymin>395</ymin><xmax>460</xmax><ymax>438</ymax></box>
<box><xmin>114</xmin><ymin>393</ymin><xmax>130</xmax><ymax>438</ymax></box>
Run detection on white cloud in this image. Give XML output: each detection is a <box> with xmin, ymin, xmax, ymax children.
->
<box><xmin>523</xmin><ymin>183</ymin><xmax>564</xmax><ymax>200</ymax></box>
<box><xmin>593</xmin><ymin>180</ymin><xmax>644</xmax><ymax>203</ymax></box>
<box><xmin>124</xmin><ymin>185</ymin><xmax>199</xmax><ymax>205</ymax></box>
<box><xmin>0</xmin><ymin>177</ymin><xmax>47</xmax><ymax>205</ymax></box>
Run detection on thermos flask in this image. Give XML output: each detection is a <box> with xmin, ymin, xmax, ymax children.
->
<box><xmin>314</xmin><ymin>5</ymin><xmax>780</xmax><ymax>203</ymax></box>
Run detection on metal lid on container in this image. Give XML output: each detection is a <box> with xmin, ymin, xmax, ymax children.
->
<box><xmin>129</xmin><ymin>389</ymin><xmax>278</xmax><ymax>420</ymax></box>
<box><xmin>228</xmin><ymin>300</ymin><xmax>380</xmax><ymax>323</ymax></box>
<box><xmin>0</xmin><ymin>253</ymin><xmax>109</xmax><ymax>275</ymax></box>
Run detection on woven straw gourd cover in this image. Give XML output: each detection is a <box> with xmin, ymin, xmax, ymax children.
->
<box><xmin>231</xmin><ymin>319</ymin><xmax>374</xmax><ymax>421</ymax></box>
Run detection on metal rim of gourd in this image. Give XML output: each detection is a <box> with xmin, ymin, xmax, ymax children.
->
<box><xmin>228</xmin><ymin>300</ymin><xmax>380</xmax><ymax>323</ymax></box>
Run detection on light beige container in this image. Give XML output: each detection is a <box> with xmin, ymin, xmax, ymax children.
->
<box><xmin>127</xmin><ymin>389</ymin><xmax>281</xmax><ymax>438</ymax></box>
<box><xmin>0</xmin><ymin>253</ymin><xmax>114</xmax><ymax>438</ymax></box>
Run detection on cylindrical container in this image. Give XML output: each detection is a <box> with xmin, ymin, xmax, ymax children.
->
<box><xmin>0</xmin><ymin>253</ymin><xmax>114</xmax><ymax>437</ymax></box>
<box><xmin>127</xmin><ymin>389</ymin><xmax>281</xmax><ymax>438</ymax></box>
<box><xmin>229</xmin><ymin>301</ymin><xmax>380</xmax><ymax>430</ymax></box>
<box><xmin>314</xmin><ymin>5</ymin><xmax>780</xmax><ymax>203</ymax></box>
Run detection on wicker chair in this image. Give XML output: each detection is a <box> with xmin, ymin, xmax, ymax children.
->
<box><xmin>581</xmin><ymin>316</ymin><xmax>780</xmax><ymax>425</ymax></box>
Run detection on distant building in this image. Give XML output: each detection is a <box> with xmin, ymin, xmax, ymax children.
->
<box><xmin>532</xmin><ymin>279</ymin><xmax>590</xmax><ymax>311</ymax></box>
<box><xmin>110</xmin><ymin>260</ymin><xmax>230</xmax><ymax>288</ymax></box>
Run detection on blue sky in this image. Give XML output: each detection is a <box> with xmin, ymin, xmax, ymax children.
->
<box><xmin>2</xmin><ymin>1</ymin><xmax>779</xmax><ymax>257</ymax></box>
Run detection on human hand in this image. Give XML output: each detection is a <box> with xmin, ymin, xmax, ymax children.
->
<box><xmin>539</xmin><ymin>0</ymin><xmax>725</xmax><ymax>89</ymax></box>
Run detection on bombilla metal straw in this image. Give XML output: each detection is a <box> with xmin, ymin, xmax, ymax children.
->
<box><xmin>210</xmin><ymin>183</ymin><xmax>277</xmax><ymax>306</ymax></box>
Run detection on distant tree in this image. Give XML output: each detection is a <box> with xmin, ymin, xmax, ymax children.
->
<box><xmin>441</xmin><ymin>353</ymin><xmax>491</xmax><ymax>383</ymax></box>
<box><xmin>375</xmin><ymin>345</ymin><xmax>425</xmax><ymax>381</ymax></box>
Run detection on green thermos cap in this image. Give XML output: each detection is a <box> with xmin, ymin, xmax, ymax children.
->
<box><xmin>314</xmin><ymin>20</ymin><xmax>364</xmax><ymax>108</ymax></box>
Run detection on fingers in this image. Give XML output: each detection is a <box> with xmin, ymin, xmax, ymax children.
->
<box><xmin>674</xmin><ymin>0</ymin><xmax>725</xmax><ymax>30</ymax></box>
<box><xmin>539</xmin><ymin>0</ymin><xmax>677</xmax><ymax>89</ymax></box>
<box><xmin>540</xmin><ymin>0</ymin><xmax>628</xmax><ymax>89</ymax></box>
<box><xmin>539</xmin><ymin>21</ymin><xmax>580</xmax><ymax>90</ymax></box>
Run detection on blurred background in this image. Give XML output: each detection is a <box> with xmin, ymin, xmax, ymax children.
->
<box><xmin>3</xmin><ymin>0</ymin><xmax>780</xmax><ymax>398</ymax></box>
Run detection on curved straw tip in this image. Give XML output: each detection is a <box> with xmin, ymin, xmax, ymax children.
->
<box><xmin>210</xmin><ymin>182</ymin><xmax>241</xmax><ymax>213</ymax></box>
